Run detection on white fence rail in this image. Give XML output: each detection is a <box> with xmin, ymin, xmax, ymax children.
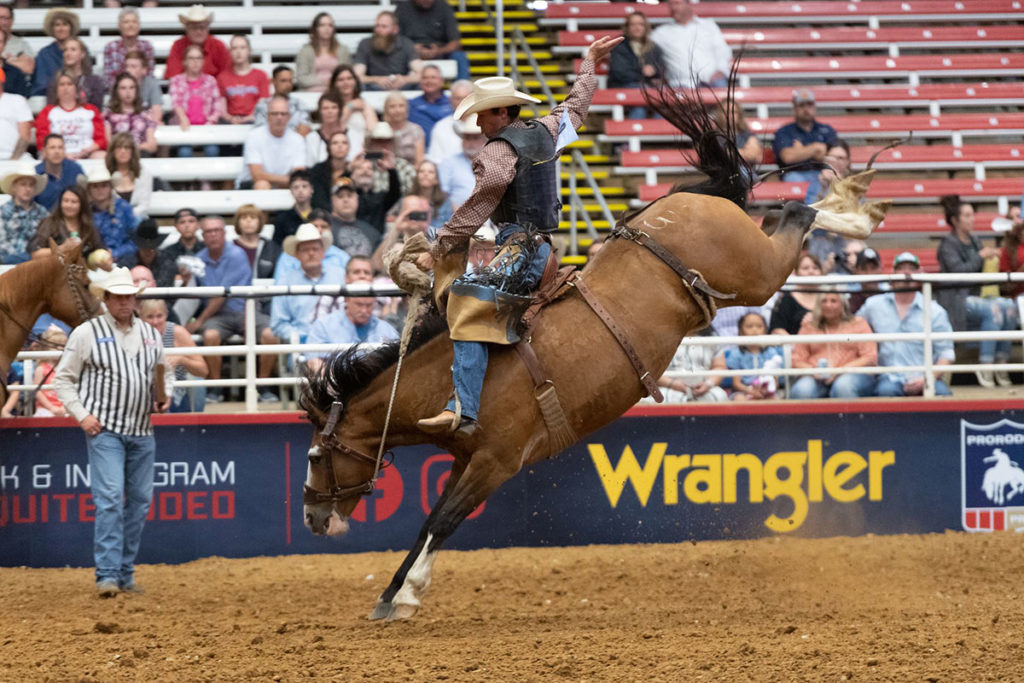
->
<box><xmin>11</xmin><ymin>274</ymin><xmax>1024</xmax><ymax>412</ymax></box>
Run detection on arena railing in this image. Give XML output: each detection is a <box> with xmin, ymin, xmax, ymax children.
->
<box><xmin>10</xmin><ymin>274</ymin><xmax>1024</xmax><ymax>412</ymax></box>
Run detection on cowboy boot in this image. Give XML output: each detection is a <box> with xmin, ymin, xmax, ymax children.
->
<box><xmin>416</xmin><ymin>411</ymin><xmax>481</xmax><ymax>437</ymax></box>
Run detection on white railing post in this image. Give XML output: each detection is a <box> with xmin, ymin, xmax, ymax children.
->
<box><xmin>245</xmin><ymin>297</ymin><xmax>257</xmax><ymax>412</ymax></box>
<box><xmin>496</xmin><ymin>0</ymin><xmax>505</xmax><ymax>76</ymax></box>
<box><xmin>921</xmin><ymin>281</ymin><xmax>936</xmax><ymax>398</ymax></box>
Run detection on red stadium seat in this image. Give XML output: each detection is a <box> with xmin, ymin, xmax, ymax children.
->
<box><xmin>738</xmin><ymin>53</ymin><xmax>1024</xmax><ymax>79</ymax></box>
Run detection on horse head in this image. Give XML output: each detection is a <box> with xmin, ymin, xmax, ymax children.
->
<box><xmin>48</xmin><ymin>239</ymin><xmax>102</xmax><ymax>325</ymax></box>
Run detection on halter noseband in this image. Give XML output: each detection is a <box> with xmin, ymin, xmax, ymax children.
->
<box><xmin>302</xmin><ymin>400</ymin><xmax>393</xmax><ymax>505</ymax></box>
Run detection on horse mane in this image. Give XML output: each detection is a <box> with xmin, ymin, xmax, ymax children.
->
<box><xmin>636</xmin><ymin>58</ymin><xmax>753</xmax><ymax>212</ymax></box>
<box><xmin>299</xmin><ymin>302</ymin><xmax>449</xmax><ymax>419</ymax></box>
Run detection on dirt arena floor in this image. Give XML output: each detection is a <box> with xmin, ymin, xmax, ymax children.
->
<box><xmin>2</xmin><ymin>531</ymin><xmax>1021</xmax><ymax>682</ymax></box>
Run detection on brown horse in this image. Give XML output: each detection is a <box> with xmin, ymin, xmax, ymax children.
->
<box><xmin>299</xmin><ymin>87</ymin><xmax>889</xmax><ymax>621</ymax></box>
<box><xmin>0</xmin><ymin>240</ymin><xmax>101</xmax><ymax>405</ymax></box>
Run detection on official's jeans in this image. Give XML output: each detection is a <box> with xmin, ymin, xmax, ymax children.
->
<box><xmin>87</xmin><ymin>431</ymin><xmax>156</xmax><ymax>585</ymax></box>
<box><xmin>446</xmin><ymin>227</ymin><xmax>551</xmax><ymax>420</ymax></box>
<box><xmin>875</xmin><ymin>375</ymin><xmax>952</xmax><ymax>396</ymax></box>
<box><xmin>789</xmin><ymin>373</ymin><xmax>876</xmax><ymax>399</ymax></box>
<box><xmin>965</xmin><ymin>295</ymin><xmax>1018</xmax><ymax>363</ymax></box>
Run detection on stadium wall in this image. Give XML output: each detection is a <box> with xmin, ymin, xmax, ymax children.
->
<box><xmin>2</xmin><ymin>400</ymin><xmax>1023</xmax><ymax>568</ymax></box>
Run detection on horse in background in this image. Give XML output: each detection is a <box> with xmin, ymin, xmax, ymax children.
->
<box><xmin>299</xmin><ymin>76</ymin><xmax>890</xmax><ymax>621</ymax></box>
<box><xmin>0</xmin><ymin>240</ymin><xmax>101</xmax><ymax>406</ymax></box>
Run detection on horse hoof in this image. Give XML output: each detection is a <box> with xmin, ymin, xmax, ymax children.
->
<box><xmin>390</xmin><ymin>603</ymin><xmax>419</xmax><ymax>621</ymax></box>
<box><xmin>368</xmin><ymin>602</ymin><xmax>394</xmax><ymax>621</ymax></box>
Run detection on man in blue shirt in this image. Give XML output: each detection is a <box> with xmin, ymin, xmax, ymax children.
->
<box><xmin>305</xmin><ymin>295</ymin><xmax>398</xmax><ymax>371</ymax></box>
<box><xmin>407</xmin><ymin>64</ymin><xmax>452</xmax><ymax>148</ymax></box>
<box><xmin>270</xmin><ymin>223</ymin><xmax>346</xmax><ymax>345</ymax></box>
<box><xmin>859</xmin><ymin>251</ymin><xmax>956</xmax><ymax>397</ymax></box>
<box><xmin>188</xmin><ymin>215</ymin><xmax>277</xmax><ymax>402</ymax></box>
<box><xmin>771</xmin><ymin>89</ymin><xmax>838</xmax><ymax>185</ymax></box>
<box><xmin>81</xmin><ymin>167</ymin><xmax>138</xmax><ymax>261</ymax></box>
<box><xmin>35</xmin><ymin>134</ymin><xmax>85</xmax><ymax>210</ymax></box>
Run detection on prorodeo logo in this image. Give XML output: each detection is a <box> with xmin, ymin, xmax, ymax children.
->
<box><xmin>588</xmin><ymin>440</ymin><xmax>894</xmax><ymax>532</ymax></box>
<box><xmin>961</xmin><ymin>419</ymin><xmax>1024</xmax><ymax>532</ymax></box>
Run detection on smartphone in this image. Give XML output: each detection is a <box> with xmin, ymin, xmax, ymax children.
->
<box><xmin>365</xmin><ymin>151</ymin><xmax>383</xmax><ymax>161</ymax></box>
<box><xmin>408</xmin><ymin>211</ymin><xmax>429</xmax><ymax>222</ymax></box>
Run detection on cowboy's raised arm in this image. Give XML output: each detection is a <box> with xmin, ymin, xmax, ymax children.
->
<box><xmin>537</xmin><ymin>36</ymin><xmax>623</xmax><ymax>140</ymax></box>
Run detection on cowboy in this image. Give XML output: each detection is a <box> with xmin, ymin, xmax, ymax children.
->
<box><xmin>54</xmin><ymin>267</ymin><xmax>172</xmax><ymax>597</ymax></box>
<box><xmin>414</xmin><ymin>35</ymin><xmax>622</xmax><ymax>437</ymax></box>
<box><xmin>0</xmin><ymin>162</ymin><xmax>47</xmax><ymax>264</ymax></box>
<box><xmin>79</xmin><ymin>166</ymin><xmax>138</xmax><ymax>262</ymax></box>
<box><xmin>164</xmin><ymin>5</ymin><xmax>230</xmax><ymax>79</ymax></box>
<box><xmin>117</xmin><ymin>218</ymin><xmax>178</xmax><ymax>289</ymax></box>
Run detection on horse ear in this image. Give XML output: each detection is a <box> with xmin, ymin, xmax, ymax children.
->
<box><xmin>48</xmin><ymin>237</ymin><xmax>59</xmax><ymax>252</ymax></box>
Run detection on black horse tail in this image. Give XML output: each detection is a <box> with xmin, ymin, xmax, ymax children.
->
<box><xmin>639</xmin><ymin>57</ymin><xmax>753</xmax><ymax>211</ymax></box>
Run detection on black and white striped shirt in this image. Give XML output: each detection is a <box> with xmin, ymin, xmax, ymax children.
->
<box><xmin>55</xmin><ymin>312</ymin><xmax>170</xmax><ymax>437</ymax></box>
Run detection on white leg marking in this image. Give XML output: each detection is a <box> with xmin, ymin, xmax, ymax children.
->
<box><xmin>392</xmin><ymin>532</ymin><xmax>438</xmax><ymax>610</ymax></box>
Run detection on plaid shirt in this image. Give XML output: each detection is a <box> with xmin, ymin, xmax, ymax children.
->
<box><xmin>431</xmin><ymin>58</ymin><xmax>597</xmax><ymax>259</ymax></box>
<box><xmin>0</xmin><ymin>200</ymin><xmax>48</xmax><ymax>260</ymax></box>
<box><xmin>102</xmin><ymin>38</ymin><xmax>155</xmax><ymax>88</ymax></box>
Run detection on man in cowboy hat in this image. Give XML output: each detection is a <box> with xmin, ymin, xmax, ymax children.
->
<box><xmin>117</xmin><ymin>218</ymin><xmax>178</xmax><ymax>289</ymax></box>
<box><xmin>31</xmin><ymin>8</ymin><xmax>79</xmax><ymax>97</ymax></box>
<box><xmin>164</xmin><ymin>4</ymin><xmax>230</xmax><ymax>79</ymax></box>
<box><xmin>54</xmin><ymin>266</ymin><xmax>172</xmax><ymax>597</ymax></box>
<box><xmin>80</xmin><ymin>166</ymin><xmax>138</xmax><ymax>261</ymax></box>
<box><xmin>414</xmin><ymin>35</ymin><xmax>622</xmax><ymax>437</ymax></box>
<box><xmin>438</xmin><ymin>115</ymin><xmax>485</xmax><ymax>206</ymax></box>
<box><xmin>270</xmin><ymin>223</ymin><xmax>346</xmax><ymax>348</ymax></box>
<box><xmin>0</xmin><ymin>162</ymin><xmax>47</xmax><ymax>264</ymax></box>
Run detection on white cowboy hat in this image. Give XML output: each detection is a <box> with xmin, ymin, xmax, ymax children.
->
<box><xmin>453</xmin><ymin>114</ymin><xmax>482</xmax><ymax>136</ymax></box>
<box><xmin>88</xmin><ymin>266</ymin><xmax>146</xmax><ymax>298</ymax></box>
<box><xmin>77</xmin><ymin>166</ymin><xmax>113</xmax><ymax>186</ymax></box>
<box><xmin>453</xmin><ymin>77</ymin><xmax>540</xmax><ymax>121</ymax></box>
<box><xmin>0</xmin><ymin>162</ymin><xmax>47</xmax><ymax>196</ymax></box>
<box><xmin>369</xmin><ymin>121</ymin><xmax>394</xmax><ymax>140</ymax></box>
<box><xmin>179</xmin><ymin>4</ymin><xmax>214</xmax><ymax>25</ymax></box>
<box><xmin>282</xmin><ymin>223</ymin><xmax>330</xmax><ymax>256</ymax></box>
<box><xmin>43</xmin><ymin>8</ymin><xmax>80</xmax><ymax>38</ymax></box>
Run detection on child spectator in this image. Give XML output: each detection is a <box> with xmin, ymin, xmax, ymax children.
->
<box><xmin>273</xmin><ymin>170</ymin><xmax>316</xmax><ymax>246</ymax></box>
<box><xmin>296</xmin><ymin>13</ymin><xmax>351</xmax><ymax>92</ymax></box>
<box><xmin>35</xmin><ymin>70</ymin><xmax>106</xmax><ymax>160</ymax></box>
<box><xmin>123</xmin><ymin>51</ymin><xmax>163</xmax><ymax>126</ymax></box>
<box><xmin>789</xmin><ymin>290</ymin><xmax>877</xmax><ymax>399</ymax></box>
<box><xmin>218</xmin><ymin>35</ymin><xmax>269</xmax><ymax>125</ymax></box>
<box><xmin>233</xmin><ymin>203</ymin><xmax>281</xmax><ymax>283</ymax></box>
<box><xmin>140</xmin><ymin>298</ymin><xmax>209</xmax><ymax>414</ymax></box>
<box><xmin>104</xmin><ymin>74</ymin><xmax>158</xmax><ymax>156</ymax></box>
<box><xmin>106</xmin><ymin>132</ymin><xmax>155</xmax><ymax>218</ymax></box>
<box><xmin>169</xmin><ymin>44</ymin><xmax>224</xmax><ymax>161</ymax></box>
<box><xmin>102</xmin><ymin>8</ymin><xmax>154</xmax><ymax>89</ymax></box>
<box><xmin>725</xmin><ymin>312</ymin><xmax>784</xmax><ymax>401</ymax></box>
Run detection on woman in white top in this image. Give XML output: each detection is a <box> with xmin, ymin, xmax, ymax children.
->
<box><xmin>383</xmin><ymin>91</ymin><xmax>425</xmax><ymax>167</ymax></box>
<box><xmin>106</xmin><ymin>132</ymin><xmax>155</xmax><ymax>219</ymax></box>
<box><xmin>305</xmin><ymin>91</ymin><xmax>346</xmax><ymax>167</ymax></box>
<box><xmin>328</xmin><ymin>65</ymin><xmax>378</xmax><ymax>160</ymax></box>
<box><xmin>296</xmin><ymin>12</ymin><xmax>352</xmax><ymax>92</ymax></box>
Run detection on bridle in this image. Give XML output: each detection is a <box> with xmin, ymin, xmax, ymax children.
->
<box><xmin>302</xmin><ymin>400</ymin><xmax>393</xmax><ymax>505</ymax></box>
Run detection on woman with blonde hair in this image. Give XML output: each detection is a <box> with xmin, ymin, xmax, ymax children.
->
<box><xmin>789</xmin><ymin>289</ymin><xmax>877</xmax><ymax>399</ymax></box>
<box><xmin>105</xmin><ymin>132</ymin><xmax>155</xmax><ymax>218</ymax></box>
<box><xmin>32</xmin><ymin>326</ymin><xmax>69</xmax><ymax>417</ymax></box>
<box><xmin>296</xmin><ymin>12</ymin><xmax>351</xmax><ymax>92</ymax></box>
<box><xmin>140</xmin><ymin>298</ymin><xmax>209</xmax><ymax>413</ymax></box>
<box><xmin>608</xmin><ymin>11</ymin><xmax>662</xmax><ymax>118</ymax></box>
<box><xmin>383</xmin><ymin>91</ymin><xmax>425</xmax><ymax>166</ymax></box>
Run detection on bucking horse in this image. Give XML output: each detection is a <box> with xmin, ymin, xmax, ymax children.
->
<box><xmin>299</xmin><ymin>78</ymin><xmax>891</xmax><ymax>620</ymax></box>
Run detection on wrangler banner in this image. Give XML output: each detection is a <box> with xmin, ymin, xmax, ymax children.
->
<box><xmin>1</xmin><ymin>400</ymin><xmax>1021</xmax><ymax>568</ymax></box>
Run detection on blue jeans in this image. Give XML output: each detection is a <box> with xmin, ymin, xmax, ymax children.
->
<box><xmin>876</xmin><ymin>375</ymin><xmax>952</xmax><ymax>397</ymax></box>
<box><xmin>177</xmin><ymin>144</ymin><xmax>220</xmax><ymax>158</ymax></box>
<box><xmin>87</xmin><ymin>431</ymin><xmax>156</xmax><ymax>585</ymax></box>
<box><xmin>790</xmin><ymin>373</ymin><xmax>875</xmax><ymax>399</ymax></box>
<box><xmin>446</xmin><ymin>226</ymin><xmax>551</xmax><ymax>420</ymax></box>
<box><xmin>450</xmin><ymin>50</ymin><xmax>471</xmax><ymax>80</ymax></box>
<box><xmin>781</xmin><ymin>169</ymin><xmax>821</xmax><ymax>185</ymax></box>
<box><xmin>965</xmin><ymin>295</ymin><xmax>1018</xmax><ymax>363</ymax></box>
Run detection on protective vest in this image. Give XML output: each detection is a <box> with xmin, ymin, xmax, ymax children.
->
<box><xmin>489</xmin><ymin>121</ymin><xmax>561</xmax><ymax>232</ymax></box>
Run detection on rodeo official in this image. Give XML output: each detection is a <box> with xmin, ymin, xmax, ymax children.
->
<box><xmin>415</xmin><ymin>35</ymin><xmax>623</xmax><ymax>437</ymax></box>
